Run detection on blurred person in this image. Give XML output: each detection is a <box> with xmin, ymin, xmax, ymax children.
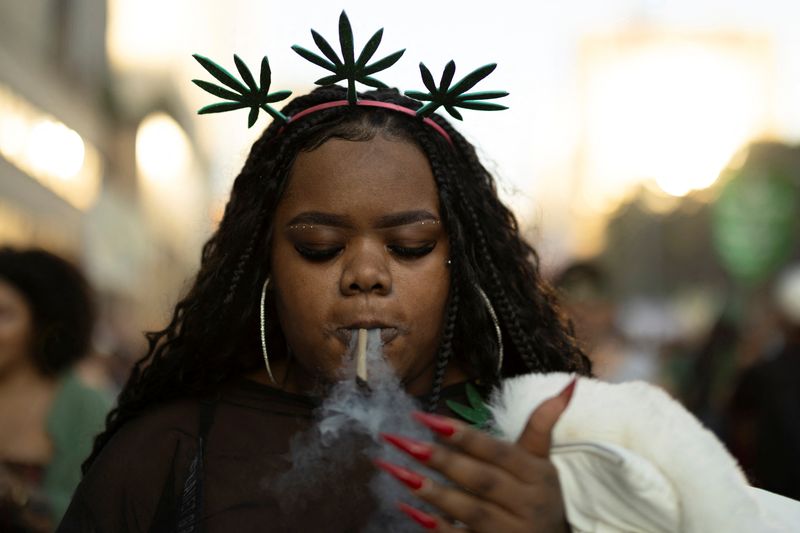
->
<box><xmin>554</xmin><ymin>262</ymin><xmax>663</xmax><ymax>384</ymax></box>
<box><xmin>727</xmin><ymin>264</ymin><xmax>800</xmax><ymax>500</ymax></box>
<box><xmin>553</xmin><ymin>261</ymin><xmax>625</xmax><ymax>379</ymax></box>
<box><xmin>682</xmin><ymin>305</ymin><xmax>740</xmax><ymax>433</ymax></box>
<box><xmin>0</xmin><ymin>248</ymin><xmax>112</xmax><ymax>531</ymax></box>
<box><xmin>553</xmin><ymin>261</ymin><xmax>613</xmax><ymax>353</ymax></box>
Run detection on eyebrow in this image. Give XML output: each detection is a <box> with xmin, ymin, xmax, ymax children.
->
<box><xmin>286</xmin><ymin>210</ymin><xmax>439</xmax><ymax>229</ymax></box>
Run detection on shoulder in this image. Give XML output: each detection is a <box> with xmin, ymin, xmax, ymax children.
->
<box><xmin>61</xmin><ymin>398</ymin><xmax>204</xmax><ymax>531</ymax></box>
<box><xmin>44</xmin><ymin>374</ymin><xmax>111</xmax><ymax>470</ymax></box>
<box><xmin>81</xmin><ymin>397</ymin><xmax>204</xmax><ymax>495</ymax></box>
<box><xmin>99</xmin><ymin>397</ymin><xmax>202</xmax><ymax>466</ymax></box>
<box><xmin>48</xmin><ymin>373</ymin><xmax>112</xmax><ymax>435</ymax></box>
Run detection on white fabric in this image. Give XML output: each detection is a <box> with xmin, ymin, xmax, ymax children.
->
<box><xmin>488</xmin><ymin>372</ymin><xmax>800</xmax><ymax>532</ymax></box>
<box><xmin>750</xmin><ymin>488</ymin><xmax>800</xmax><ymax>531</ymax></box>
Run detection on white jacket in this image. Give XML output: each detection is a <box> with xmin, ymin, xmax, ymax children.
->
<box><xmin>489</xmin><ymin>373</ymin><xmax>800</xmax><ymax>532</ymax></box>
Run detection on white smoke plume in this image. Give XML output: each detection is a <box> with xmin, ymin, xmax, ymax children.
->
<box><xmin>269</xmin><ymin>329</ymin><xmax>444</xmax><ymax>532</ymax></box>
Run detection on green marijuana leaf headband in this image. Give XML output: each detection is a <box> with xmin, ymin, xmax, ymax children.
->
<box><xmin>192</xmin><ymin>55</ymin><xmax>292</xmax><ymax>127</ymax></box>
<box><xmin>192</xmin><ymin>11</ymin><xmax>508</xmax><ymax>144</ymax></box>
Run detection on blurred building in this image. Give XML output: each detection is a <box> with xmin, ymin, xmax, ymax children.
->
<box><xmin>0</xmin><ymin>0</ymin><xmax>107</xmax><ymax>254</ymax></box>
<box><xmin>0</xmin><ymin>0</ymin><xmax>212</xmax><ymax>365</ymax></box>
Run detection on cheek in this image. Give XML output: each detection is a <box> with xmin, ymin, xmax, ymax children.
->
<box><xmin>273</xmin><ymin>283</ymin><xmax>333</xmax><ymax>375</ymax></box>
<box><xmin>272</xmin><ymin>240</ymin><xmax>315</xmax><ymax>311</ymax></box>
<box><xmin>273</xmin><ymin>272</ymin><xmax>326</xmax><ymax>334</ymax></box>
<box><xmin>0</xmin><ymin>314</ymin><xmax>34</xmax><ymax>364</ymax></box>
<box><xmin>271</xmin><ymin>246</ymin><xmax>338</xmax><ymax>366</ymax></box>
<box><xmin>398</xmin><ymin>266</ymin><xmax>451</xmax><ymax>348</ymax></box>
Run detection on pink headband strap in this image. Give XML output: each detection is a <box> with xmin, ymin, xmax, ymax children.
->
<box><xmin>285</xmin><ymin>100</ymin><xmax>453</xmax><ymax>145</ymax></box>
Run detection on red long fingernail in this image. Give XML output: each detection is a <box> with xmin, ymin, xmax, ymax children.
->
<box><xmin>374</xmin><ymin>459</ymin><xmax>426</xmax><ymax>490</ymax></box>
<box><xmin>412</xmin><ymin>411</ymin><xmax>456</xmax><ymax>437</ymax></box>
<box><xmin>397</xmin><ymin>502</ymin><xmax>438</xmax><ymax>530</ymax></box>
<box><xmin>381</xmin><ymin>433</ymin><xmax>434</xmax><ymax>461</ymax></box>
<box><xmin>559</xmin><ymin>377</ymin><xmax>578</xmax><ymax>404</ymax></box>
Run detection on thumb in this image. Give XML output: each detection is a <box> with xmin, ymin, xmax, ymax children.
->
<box><xmin>516</xmin><ymin>377</ymin><xmax>577</xmax><ymax>457</ymax></box>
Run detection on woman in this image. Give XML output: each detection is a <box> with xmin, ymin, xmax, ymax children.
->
<box><xmin>58</xmin><ymin>81</ymin><xmax>592</xmax><ymax>532</ymax></box>
<box><xmin>0</xmin><ymin>248</ymin><xmax>111</xmax><ymax>531</ymax></box>
<box><xmin>61</xmin><ymin>7</ymin><xmax>800</xmax><ymax>521</ymax></box>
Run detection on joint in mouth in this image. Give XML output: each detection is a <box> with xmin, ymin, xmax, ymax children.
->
<box><xmin>355</xmin><ymin>328</ymin><xmax>369</xmax><ymax>390</ymax></box>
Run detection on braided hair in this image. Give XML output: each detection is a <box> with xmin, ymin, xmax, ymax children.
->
<box><xmin>84</xmin><ymin>85</ymin><xmax>590</xmax><ymax>471</ymax></box>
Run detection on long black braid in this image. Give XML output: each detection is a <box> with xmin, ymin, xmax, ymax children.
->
<box><xmin>441</xmin><ymin>118</ymin><xmax>587</xmax><ymax>376</ymax></box>
<box><xmin>84</xmin><ymin>85</ymin><xmax>589</xmax><ymax>472</ymax></box>
<box><xmin>425</xmin><ymin>277</ymin><xmax>460</xmax><ymax>413</ymax></box>
<box><xmin>416</xmin><ymin>111</ymin><xmax>590</xmax><ymax>383</ymax></box>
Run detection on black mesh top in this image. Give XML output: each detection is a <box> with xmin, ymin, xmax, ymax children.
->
<box><xmin>56</xmin><ymin>378</ymin><xmax>475</xmax><ymax>533</ymax></box>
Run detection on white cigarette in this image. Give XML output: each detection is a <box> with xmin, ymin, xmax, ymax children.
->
<box><xmin>356</xmin><ymin>328</ymin><xmax>368</xmax><ymax>384</ymax></box>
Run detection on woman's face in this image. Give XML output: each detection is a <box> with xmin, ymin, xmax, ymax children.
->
<box><xmin>0</xmin><ymin>280</ymin><xmax>34</xmax><ymax>378</ymax></box>
<box><xmin>270</xmin><ymin>134</ymin><xmax>450</xmax><ymax>393</ymax></box>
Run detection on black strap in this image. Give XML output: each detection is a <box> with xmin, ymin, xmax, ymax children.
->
<box><xmin>176</xmin><ymin>399</ymin><xmax>217</xmax><ymax>533</ymax></box>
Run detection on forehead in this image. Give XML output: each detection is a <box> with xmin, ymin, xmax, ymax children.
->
<box><xmin>279</xmin><ymin>136</ymin><xmax>439</xmax><ymax>216</ymax></box>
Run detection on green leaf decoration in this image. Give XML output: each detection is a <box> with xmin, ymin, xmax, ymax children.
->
<box><xmin>198</xmin><ymin>102</ymin><xmax>248</xmax><ymax>114</ymax></box>
<box><xmin>234</xmin><ymin>55</ymin><xmax>258</xmax><ymax>92</ymax></box>
<box><xmin>312</xmin><ymin>30</ymin><xmax>341</xmax><ymax>67</ymax></box>
<box><xmin>405</xmin><ymin>61</ymin><xmax>509</xmax><ymax>121</ymax></box>
<box><xmin>291</xmin><ymin>11</ymin><xmax>405</xmax><ymax>105</ymax></box>
<box><xmin>192</xmin><ymin>53</ymin><xmax>291</xmax><ymax>127</ymax></box>
<box><xmin>445</xmin><ymin>383</ymin><xmax>494</xmax><ymax>431</ymax></box>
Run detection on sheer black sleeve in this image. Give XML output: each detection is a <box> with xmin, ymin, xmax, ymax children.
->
<box><xmin>56</xmin><ymin>400</ymin><xmax>201</xmax><ymax>533</ymax></box>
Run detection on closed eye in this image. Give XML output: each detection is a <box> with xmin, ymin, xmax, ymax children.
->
<box><xmin>388</xmin><ymin>243</ymin><xmax>436</xmax><ymax>258</ymax></box>
<box><xmin>294</xmin><ymin>243</ymin><xmax>436</xmax><ymax>262</ymax></box>
<box><xmin>294</xmin><ymin>245</ymin><xmax>342</xmax><ymax>261</ymax></box>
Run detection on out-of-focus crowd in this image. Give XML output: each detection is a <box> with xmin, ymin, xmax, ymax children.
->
<box><xmin>556</xmin><ymin>259</ymin><xmax>800</xmax><ymax>503</ymax></box>
<box><xmin>0</xmin><ymin>248</ymin><xmax>111</xmax><ymax>532</ymax></box>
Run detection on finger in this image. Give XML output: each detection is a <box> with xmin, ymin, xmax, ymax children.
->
<box><xmin>516</xmin><ymin>377</ymin><xmax>576</xmax><ymax>457</ymax></box>
<box><xmin>397</xmin><ymin>502</ymin><xmax>464</xmax><ymax>532</ymax></box>
<box><xmin>411</xmin><ymin>412</ymin><xmax>550</xmax><ymax>485</ymax></box>
<box><xmin>416</xmin><ymin>475</ymin><xmax>524</xmax><ymax>533</ymax></box>
<box><xmin>380</xmin><ymin>461</ymin><xmax>524</xmax><ymax>533</ymax></box>
<box><xmin>382</xmin><ymin>433</ymin><xmax>536</xmax><ymax>514</ymax></box>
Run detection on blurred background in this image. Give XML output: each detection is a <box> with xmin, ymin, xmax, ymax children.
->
<box><xmin>1</xmin><ymin>0</ymin><xmax>799</xmax><ymax>509</ymax></box>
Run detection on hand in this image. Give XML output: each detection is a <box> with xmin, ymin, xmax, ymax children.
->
<box><xmin>376</xmin><ymin>378</ymin><xmax>576</xmax><ymax>532</ymax></box>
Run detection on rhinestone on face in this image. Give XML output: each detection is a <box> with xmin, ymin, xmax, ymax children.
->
<box><xmin>287</xmin><ymin>224</ymin><xmax>316</xmax><ymax>231</ymax></box>
<box><xmin>288</xmin><ymin>220</ymin><xmax>440</xmax><ymax>231</ymax></box>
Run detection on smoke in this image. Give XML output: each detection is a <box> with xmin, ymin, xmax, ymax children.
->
<box><xmin>269</xmin><ymin>329</ymin><xmax>443</xmax><ymax>531</ymax></box>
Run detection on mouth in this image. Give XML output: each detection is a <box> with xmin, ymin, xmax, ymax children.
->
<box><xmin>334</xmin><ymin>323</ymin><xmax>400</xmax><ymax>346</ymax></box>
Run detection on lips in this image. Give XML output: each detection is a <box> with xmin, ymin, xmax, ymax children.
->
<box><xmin>334</xmin><ymin>324</ymin><xmax>400</xmax><ymax>346</ymax></box>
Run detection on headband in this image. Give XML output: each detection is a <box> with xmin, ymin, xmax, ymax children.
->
<box><xmin>192</xmin><ymin>11</ymin><xmax>509</xmax><ymax>143</ymax></box>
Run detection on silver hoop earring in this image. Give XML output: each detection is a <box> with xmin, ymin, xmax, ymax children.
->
<box><xmin>260</xmin><ymin>276</ymin><xmax>277</xmax><ymax>384</ymax></box>
<box><xmin>476</xmin><ymin>285</ymin><xmax>503</xmax><ymax>374</ymax></box>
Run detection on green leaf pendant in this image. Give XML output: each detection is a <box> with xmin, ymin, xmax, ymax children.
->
<box><xmin>446</xmin><ymin>383</ymin><xmax>495</xmax><ymax>432</ymax></box>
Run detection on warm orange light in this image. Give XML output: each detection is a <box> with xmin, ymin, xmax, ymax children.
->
<box><xmin>579</xmin><ymin>31</ymin><xmax>773</xmax><ymax>209</ymax></box>
<box><xmin>135</xmin><ymin>111</ymin><xmax>207</xmax><ymax>256</ymax></box>
<box><xmin>136</xmin><ymin>112</ymin><xmax>191</xmax><ymax>185</ymax></box>
<box><xmin>0</xmin><ymin>84</ymin><xmax>102</xmax><ymax>210</ymax></box>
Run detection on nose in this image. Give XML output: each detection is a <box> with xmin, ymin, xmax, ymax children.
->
<box><xmin>340</xmin><ymin>240</ymin><xmax>392</xmax><ymax>296</ymax></box>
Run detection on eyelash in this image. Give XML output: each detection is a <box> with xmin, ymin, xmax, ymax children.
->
<box><xmin>389</xmin><ymin>244</ymin><xmax>436</xmax><ymax>258</ymax></box>
<box><xmin>294</xmin><ymin>243</ymin><xmax>436</xmax><ymax>262</ymax></box>
<box><xmin>294</xmin><ymin>246</ymin><xmax>340</xmax><ymax>261</ymax></box>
